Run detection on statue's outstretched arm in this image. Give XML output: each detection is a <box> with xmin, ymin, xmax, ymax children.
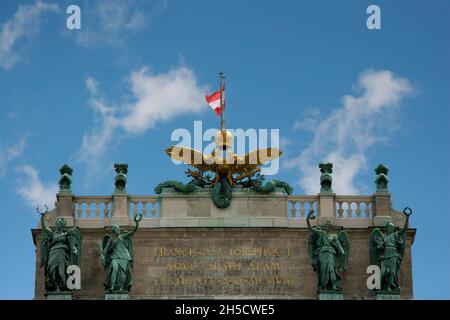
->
<box><xmin>40</xmin><ymin>213</ymin><xmax>52</xmax><ymax>234</ymax></box>
<box><xmin>126</xmin><ymin>214</ymin><xmax>142</xmax><ymax>238</ymax></box>
<box><xmin>127</xmin><ymin>224</ymin><xmax>138</xmax><ymax>237</ymax></box>
<box><xmin>400</xmin><ymin>207</ymin><xmax>412</xmax><ymax>234</ymax></box>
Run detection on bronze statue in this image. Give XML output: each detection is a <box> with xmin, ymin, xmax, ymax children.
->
<box><xmin>370</xmin><ymin>207</ymin><xmax>412</xmax><ymax>293</ymax></box>
<box><xmin>307</xmin><ymin>211</ymin><xmax>349</xmax><ymax>293</ymax></box>
<box><xmin>39</xmin><ymin>206</ymin><xmax>82</xmax><ymax>293</ymax></box>
<box><xmin>101</xmin><ymin>214</ymin><xmax>142</xmax><ymax>292</ymax></box>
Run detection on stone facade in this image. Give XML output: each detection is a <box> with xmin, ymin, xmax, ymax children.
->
<box><xmin>31</xmin><ymin>189</ymin><xmax>416</xmax><ymax>300</ymax></box>
<box><xmin>32</xmin><ymin>227</ymin><xmax>414</xmax><ymax>300</ymax></box>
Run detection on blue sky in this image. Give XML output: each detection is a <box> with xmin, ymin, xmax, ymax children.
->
<box><xmin>0</xmin><ymin>0</ymin><xmax>448</xmax><ymax>299</ymax></box>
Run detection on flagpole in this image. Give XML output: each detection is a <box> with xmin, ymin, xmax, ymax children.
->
<box><xmin>219</xmin><ymin>72</ymin><xmax>224</xmax><ymax>131</ymax></box>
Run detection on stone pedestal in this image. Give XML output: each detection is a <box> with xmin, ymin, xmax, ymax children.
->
<box><xmin>373</xmin><ymin>192</ymin><xmax>393</xmax><ymax>226</ymax></box>
<box><xmin>319</xmin><ymin>292</ymin><xmax>343</xmax><ymax>300</ymax></box>
<box><xmin>105</xmin><ymin>293</ymin><xmax>129</xmax><ymax>300</ymax></box>
<box><xmin>376</xmin><ymin>293</ymin><xmax>401</xmax><ymax>300</ymax></box>
<box><xmin>318</xmin><ymin>192</ymin><xmax>336</xmax><ymax>225</ymax></box>
<box><xmin>111</xmin><ymin>194</ymin><xmax>130</xmax><ymax>226</ymax></box>
<box><xmin>56</xmin><ymin>192</ymin><xmax>75</xmax><ymax>227</ymax></box>
<box><xmin>46</xmin><ymin>292</ymin><xmax>73</xmax><ymax>300</ymax></box>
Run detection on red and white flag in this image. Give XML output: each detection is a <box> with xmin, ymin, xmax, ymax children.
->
<box><xmin>205</xmin><ymin>85</ymin><xmax>225</xmax><ymax>116</ymax></box>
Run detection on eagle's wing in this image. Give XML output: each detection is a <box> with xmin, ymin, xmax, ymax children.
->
<box><xmin>165</xmin><ymin>146</ymin><xmax>213</xmax><ymax>171</ymax></box>
<box><xmin>242</xmin><ymin>148</ymin><xmax>282</xmax><ymax>166</ymax></box>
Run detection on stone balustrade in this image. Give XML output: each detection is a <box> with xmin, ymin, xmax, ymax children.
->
<box><xmin>287</xmin><ymin>196</ymin><xmax>318</xmax><ymax>219</ymax></box>
<box><xmin>129</xmin><ymin>196</ymin><xmax>160</xmax><ymax>218</ymax></box>
<box><xmin>74</xmin><ymin>196</ymin><xmax>113</xmax><ymax>219</ymax></box>
<box><xmin>44</xmin><ymin>163</ymin><xmax>402</xmax><ymax>229</ymax></box>
<box><xmin>46</xmin><ymin>190</ymin><xmax>400</xmax><ymax>229</ymax></box>
<box><xmin>335</xmin><ymin>195</ymin><xmax>374</xmax><ymax>219</ymax></box>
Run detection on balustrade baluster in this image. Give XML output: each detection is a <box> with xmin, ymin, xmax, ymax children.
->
<box><xmin>308</xmin><ymin>201</ymin><xmax>317</xmax><ymax>215</ymax></box>
<box><xmin>150</xmin><ymin>200</ymin><xmax>156</xmax><ymax>218</ymax></box>
<box><xmin>76</xmin><ymin>201</ymin><xmax>82</xmax><ymax>218</ymax></box>
<box><xmin>366</xmin><ymin>202</ymin><xmax>372</xmax><ymax>218</ymax></box>
<box><xmin>142</xmin><ymin>201</ymin><xmax>148</xmax><ymax>217</ymax></box>
<box><xmin>347</xmin><ymin>202</ymin><xmax>353</xmax><ymax>218</ymax></box>
<box><xmin>86</xmin><ymin>201</ymin><xmax>91</xmax><ymax>218</ymax></box>
<box><xmin>356</xmin><ymin>202</ymin><xmax>362</xmax><ymax>219</ymax></box>
<box><xmin>299</xmin><ymin>202</ymin><xmax>305</xmax><ymax>218</ymax></box>
<box><xmin>290</xmin><ymin>201</ymin><xmax>296</xmax><ymax>219</ymax></box>
<box><xmin>337</xmin><ymin>202</ymin><xmax>343</xmax><ymax>219</ymax></box>
<box><xmin>95</xmin><ymin>201</ymin><xmax>100</xmax><ymax>218</ymax></box>
<box><xmin>103</xmin><ymin>202</ymin><xmax>110</xmax><ymax>218</ymax></box>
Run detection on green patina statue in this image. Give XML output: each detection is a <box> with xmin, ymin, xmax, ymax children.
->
<box><xmin>59</xmin><ymin>164</ymin><xmax>73</xmax><ymax>192</ymax></box>
<box><xmin>114</xmin><ymin>163</ymin><xmax>128</xmax><ymax>194</ymax></box>
<box><xmin>319</xmin><ymin>162</ymin><xmax>333</xmax><ymax>193</ymax></box>
<box><xmin>374</xmin><ymin>164</ymin><xmax>389</xmax><ymax>192</ymax></box>
<box><xmin>369</xmin><ymin>207</ymin><xmax>411</xmax><ymax>293</ymax></box>
<box><xmin>101</xmin><ymin>214</ymin><xmax>142</xmax><ymax>293</ymax></box>
<box><xmin>307</xmin><ymin>211</ymin><xmax>349</xmax><ymax>293</ymax></box>
<box><xmin>39</xmin><ymin>207</ymin><xmax>82</xmax><ymax>293</ymax></box>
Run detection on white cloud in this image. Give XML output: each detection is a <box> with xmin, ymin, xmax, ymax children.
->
<box><xmin>292</xmin><ymin>108</ymin><xmax>320</xmax><ymax>132</ymax></box>
<box><xmin>285</xmin><ymin>69</ymin><xmax>412</xmax><ymax>194</ymax></box>
<box><xmin>85</xmin><ymin>77</ymin><xmax>99</xmax><ymax>96</ymax></box>
<box><xmin>0</xmin><ymin>136</ymin><xmax>27</xmax><ymax>177</ymax></box>
<box><xmin>0</xmin><ymin>1</ymin><xmax>58</xmax><ymax>70</ymax></box>
<box><xmin>121</xmin><ymin>67</ymin><xmax>207</xmax><ymax>134</ymax></box>
<box><xmin>74</xmin><ymin>0</ymin><xmax>156</xmax><ymax>47</ymax></box>
<box><xmin>16</xmin><ymin>164</ymin><xmax>58</xmax><ymax>209</ymax></box>
<box><xmin>77</xmin><ymin>66</ymin><xmax>208</xmax><ymax>185</ymax></box>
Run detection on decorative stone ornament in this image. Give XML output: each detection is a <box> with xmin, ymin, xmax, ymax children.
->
<box><xmin>374</xmin><ymin>164</ymin><xmax>389</xmax><ymax>192</ymax></box>
<box><xmin>59</xmin><ymin>164</ymin><xmax>73</xmax><ymax>192</ymax></box>
<box><xmin>319</xmin><ymin>162</ymin><xmax>333</xmax><ymax>193</ymax></box>
<box><xmin>114</xmin><ymin>163</ymin><xmax>128</xmax><ymax>194</ymax></box>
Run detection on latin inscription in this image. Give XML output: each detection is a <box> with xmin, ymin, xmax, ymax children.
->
<box><xmin>151</xmin><ymin>247</ymin><xmax>296</xmax><ymax>290</ymax></box>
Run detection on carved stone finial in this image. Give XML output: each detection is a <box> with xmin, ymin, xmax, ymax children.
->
<box><xmin>59</xmin><ymin>164</ymin><xmax>73</xmax><ymax>192</ymax></box>
<box><xmin>114</xmin><ymin>163</ymin><xmax>128</xmax><ymax>194</ymax></box>
<box><xmin>319</xmin><ymin>162</ymin><xmax>333</xmax><ymax>193</ymax></box>
<box><xmin>374</xmin><ymin>164</ymin><xmax>389</xmax><ymax>192</ymax></box>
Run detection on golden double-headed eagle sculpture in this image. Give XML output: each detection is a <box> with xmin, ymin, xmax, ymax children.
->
<box><xmin>165</xmin><ymin>129</ymin><xmax>282</xmax><ymax>187</ymax></box>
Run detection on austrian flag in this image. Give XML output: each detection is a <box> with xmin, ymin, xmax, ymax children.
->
<box><xmin>205</xmin><ymin>85</ymin><xmax>225</xmax><ymax>116</ymax></box>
